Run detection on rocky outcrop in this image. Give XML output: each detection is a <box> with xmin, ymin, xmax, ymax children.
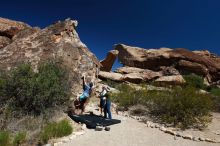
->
<box><xmin>0</xmin><ymin>17</ymin><xmax>30</xmax><ymax>38</ymax></box>
<box><xmin>115</xmin><ymin>44</ymin><xmax>220</xmax><ymax>83</ymax></box>
<box><xmin>99</xmin><ymin>68</ymin><xmax>162</xmax><ymax>83</ymax></box>
<box><xmin>116</xmin><ymin>66</ymin><xmax>162</xmax><ymax>82</ymax></box>
<box><xmin>154</xmin><ymin>75</ymin><xmax>185</xmax><ymax>85</ymax></box>
<box><xmin>0</xmin><ymin>18</ymin><xmax>100</xmax><ymax>96</ymax></box>
<box><xmin>100</xmin><ymin>50</ymin><xmax>118</xmax><ymax>72</ymax></box>
<box><xmin>99</xmin><ymin>71</ymin><xmax>123</xmax><ymax>82</ymax></box>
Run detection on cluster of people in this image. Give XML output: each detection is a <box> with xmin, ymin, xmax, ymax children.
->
<box><xmin>74</xmin><ymin>75</ymin><xmax>112</xmax><ymax>119</ymax></box>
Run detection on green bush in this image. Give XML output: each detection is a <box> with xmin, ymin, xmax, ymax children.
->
<box><xmin>112</xmin><ymin>84</ymin><xmax>213</xmax><ymax>129</ymax></box>
<box><xmin>183</xmin><ymin>74</ymin><xmax>205</xmax><ymax>89</ymax></box>
<box><xmin>40</xmin><ymin>119</ymin><xmax>73</xmax><ymax>143</ymax></box>
<box><xmin>13</xmin><ymin>132</ymin><xmax>26</xmax><ymax>146</ymax></box>
<box><xmin>101</xmin><ymin>79</ymin><xmax>119</xmax><ymax>88</ymax></box>
<box><xmin>148</xmin><ymin>86</ymin><xmax>213</xmax><ymax>129</ymax></box>
<box><xmin>209</xmin><ymin>87</ymin><xmax>220</xmax><ymax>111</ymax></box>
<box><xmin>0</xmin><ymin>131</ymin><xmax>10</xmax><ymax>146</ymax></box>
<box><xmin>111</xmin><ymin>84</ymin><xmax>148</xmax><ymax>108</ymax></box>
<box><xmin>0</xmin><ymin>61</ymin><xmax>70</xmax><ymax>114</ymax></box>
<box><xmin>209</xmin><ymin>87</ymin><xmax>220</xmax><ymax>97</ymax></box>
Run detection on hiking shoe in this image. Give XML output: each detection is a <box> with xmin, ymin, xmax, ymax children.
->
<box><xmin>95</xmin><ymin>126</ymin><xmax>103</xmax><ymax>131</ymax></box>
<box><xmin>104</xmin><ymin>126</ymin><xmax>110</xmax><ymax>131</ymax></box>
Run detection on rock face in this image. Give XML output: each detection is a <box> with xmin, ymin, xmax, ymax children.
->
<box><xmin>115</xmin><ymin>67</ymin><xmax>162</xmax><ymax>82</ymax></box>
<box><xmin>100</xmin><ymin>50</ymin><xmax>118</xmax><ymax>72</ymax></box>
<box><xmin>0</xmin><ymin>18</ymin><xmax>100</xmax><ymax>96</ymax></box>
<box><xmin>115</xmin><ymin>44</ymin><xmax>220</xmax><ymax>83</ymax></box>
<box><xmin>155</xmin><ymin>75</ymin><xmax>185</xmax><ymax>85</ymax></box>
<box><xmin>0</xmin><ymin>17</ymin><xmax>30</xmax><ymax>38</ymax></box>
<box><xmin>99</xmin><ymin>71</ymin><xmax>123</xmax><ymax>82</ymax></box>
<box><xmin>0</xmin><ymin>36</ymin><xmax>11</xmax><ymax>49</ymax></box>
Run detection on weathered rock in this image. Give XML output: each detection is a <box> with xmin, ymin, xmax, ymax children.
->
<box><xmin>115</xmin><ymin>44</ymin><xmax>220</xmax><ymax>83</ymax></box>
<box><xmin>99</xmin><ymin>69</ymin><xmax>161</xmax><ymax>83</ymax></box>
<box><xmin>115</xmin><ymin>66</ymin><xmax>148</xmax><ymax>74</ymax></box>
<box><xmin>100</xmin><ymin>50</ymin><xmax>118</xmax><ymax>72</ymax></box>
<box><xmin>155</xmin><ymin>75</ymin><xmax>185</xmax><ymax>85</ymax></box>
<box><xmin>99</xmin><ymin>71</ymin><xmax>123</xmax><ymax>82</ymax></box>
<box><xmin>0</xmin><ymin>18</ymin><xmax>100</xmax><ymax>96</ymax></box>
<box><xmin>115</xmin><ymin>67</ymin><xmax>162</xmax><ymax>83</ymax></box>
<box><xmin>164</xmin><ymin>129</ymin><xmax>176</xmax><ymax>135</ymax></box>
<box><xmin>0</xmin><ymin>36</ymin><xmax>11</xmax><ymax>49</ymax></box>
<box><xmin>159</xmin><ymin>66</ymin><xmax>180</xmax><ymax>76</ymax></box>
<box><xmin>123</xmin><ymin>73</ymin><xmax>144</xmax><ymax>83</ymax></box>
<box><xmin>177</xmin><ymin>60</ymin><xmax>208</xmax><ymax>76</ymax></box>
<box><xmin>182</xmin><ymin>134</ymin><xmax>193</xmax><ymax>140</ymax></box>
<box><xmin>0</xmin><ymin>17</ymin><xmax>30</xmax><ymax>38</ymax></box>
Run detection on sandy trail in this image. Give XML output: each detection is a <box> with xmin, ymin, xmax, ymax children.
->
<box><xmin>61</xmin><ymin>107</ymin><xmax>219</xmax><ymax>146</ymax></box>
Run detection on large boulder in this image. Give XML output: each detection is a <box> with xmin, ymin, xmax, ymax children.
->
<box><xmin>115</xmin><ymin>44</ymin><xmax>220</xmax><ymax>83</ymax></box>
<box><xmin>100</xmin><ymin>50</ymin><xmax>118</xmax><ymax>72</ymax></box>
<box><xmin>0</xmin><ymin>18</ymin><xmax>100</xmax><ymax>96</ymax></box>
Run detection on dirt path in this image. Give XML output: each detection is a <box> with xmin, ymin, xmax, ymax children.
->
<box><xmin>61</xmin><ymin>107</ymin><xmax>219</xmax><ymax>146</ymax></box>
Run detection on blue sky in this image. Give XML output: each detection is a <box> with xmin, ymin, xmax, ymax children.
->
<box><xmin>1</xmin><ymin>0</ymin><xmax>220</xmax><ymax>66</ymax></box>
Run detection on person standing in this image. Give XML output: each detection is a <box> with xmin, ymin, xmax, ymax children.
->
<box><xmin>104</xmin><ymin>91</ymin><xmax>112</xmax><ymax>119</ymax></box>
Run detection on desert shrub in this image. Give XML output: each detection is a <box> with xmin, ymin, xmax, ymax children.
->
<box><xmin>183</xmin><ymin>74</ymin><xmax>205</xmax><ymax>89</ymax></box>
<box><xmin>148</xmin><ymin>86</ymin><xmax>213</xmax><ymax>129</ymax></box>
<box><xmin>112</xmin><ymin>84</ymin><xmax>213</xmax><ymax>129</ymax></box>
<box><xmin>13</xmin><ymin>132</ymin><xmax>26</xmax><ymax>146</ymax></box>
<box><xmin>111</xmin><ymin>84</ymin><xmax>148</xmax><ymax>108</ymax></box>
<box><xmin>209</xmin><ymin>87</ymin><xmax>220</xmax><ymax>111</ymax></box>
<box><xmin>0</xmin><ymin>61</ymin><xmax>70</xmax><ymax>114</ymax></box>
<box><xmin>0</xmin><ymin>131</ymin><xmax>10</xmax><ymax>146</ymax></box>
<box><xmin>101</xmin><ymin>79</ymin><xmax>119</xmax><ymax>88</ymax></box>
<box><xmin>40</xmin><ymin>119</ymin><xmax>73</xmax><ymax>143</ymax></box>
<box><xmin>209</xmin><ymin>87</ymin><xmax>220</xmax><ymax>97</ymax></box>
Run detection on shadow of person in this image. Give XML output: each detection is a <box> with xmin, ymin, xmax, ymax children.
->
<box><xmin>68</xmin><ymin>113</ymin><xmax>121</xmax><ymax>129</ymax></box>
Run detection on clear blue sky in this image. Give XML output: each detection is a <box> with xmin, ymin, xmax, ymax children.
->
<box><xmin>1</xmin><ymin>0</ymin><xmax>220</xmax><ymax>63</ymax></box>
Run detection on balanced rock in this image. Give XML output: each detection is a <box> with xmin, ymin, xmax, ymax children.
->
<box><xmin>100</xmin><ymin>50</ymin><xmax>118</xmax><ymax>72</ymax></box>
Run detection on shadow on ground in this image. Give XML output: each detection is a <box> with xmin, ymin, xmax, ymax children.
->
<box><xmin>68</xmin><ymin>113</ymin><xmax>121</xmax><ymax>129</ymax></box>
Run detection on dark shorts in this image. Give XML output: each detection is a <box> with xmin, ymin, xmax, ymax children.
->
<box><xmin>100</xmin><ymin>97</ymin><xmax>105</xmax><ymax>108</ymax></box>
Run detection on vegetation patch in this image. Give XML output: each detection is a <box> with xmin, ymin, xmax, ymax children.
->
<box><xmin>0</xmin><ymin>131</ymin><xmax>10</xmax><ymax>146</ymax></box>
<box><xmin>0</xmin><ymin>131</ymin><xmax>26</xmax><ymax>146</ymax></box>
<box><xmin>111</xmin><ymin>83</ymin><xmax>213</xmax><ymax>129</ymax></box>
<box><xmin>183</xmin><ymin>73</ymin><xmax>206</xmax><ymax>89</ymax></box>
<box><xmin>40</xmin><ymin>119</ymin><xmax>73</xmax><ymax>144</ymax></box>
<box><xmin>0</xmin><ymin>61</ymin><xmax>70</xmax><ymax>115</ymax></box>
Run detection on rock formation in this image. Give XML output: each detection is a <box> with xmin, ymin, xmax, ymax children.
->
<box><xmin>114</xmin><ymin>44</ymin><xmax>220</xmax><ymax>84</ymax></box>
<box><xmin>100</xmin><ymin>50</ymin><xmax>118</xmax><ymax>72</ymax></box>
<box><xmin>0</xmin><ymin>17</ymin><xmax>100</xmax><ymax>96</ymax></box>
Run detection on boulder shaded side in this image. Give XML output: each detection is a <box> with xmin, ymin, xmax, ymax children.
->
<box><xmin>100</xmin><ymin>50</ymin><xmax>119</xmax><ymax>72</ymax></box>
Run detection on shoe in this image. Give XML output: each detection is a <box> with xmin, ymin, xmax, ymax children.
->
<box><xmin>104</xmin><ymin>126</ymin><xmax>110</xmax><ymax>131</ymax></box>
